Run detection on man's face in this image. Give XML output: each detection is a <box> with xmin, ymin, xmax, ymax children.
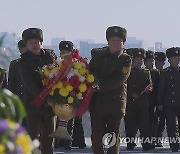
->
<box><xmin>26</xmin><ymin>39</ymin><xmax>42</xmax><ymax>55</ymax></box>
<box><xmin>108</xmin><ymin>37</ymin><xmax>124</xmax><ymax>54</ymax></box>
<box><xmin>60</xmin><ymin>50</ymin><xmax>71</xmax><ymax>59</ymax></box>
<box><xmin>19</xmin><ymin>47</ymin><xmax>27</xmax><ymax>54</ymax></box>
<box><xmin>155</xmin><ymin>60</ymin><xmax>165</xmax><ymax>70</ymax></box>
<box><xmin>168</xmin><ymin>56</ymin><xmax>180</xmax><ymax>67</ymax></box>
<box><xmin>133</xmin><ymin>57</ymin><xmax>143</xmax><ymax>68</ymax></box>
<box><xmin>144</xmin><ymin>58</ymin><xmax>154</xmax><ymax>69</ymax></box>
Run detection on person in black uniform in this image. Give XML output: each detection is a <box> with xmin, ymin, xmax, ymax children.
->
<box><xmin>8</xmin><ymin>40</ymin><xmax>27</xmax><ymax>101</ymax></box>
<box><xmin>125</xmin><ymin>48</ymin><xmax>154</xmax><ymax>151</ymax></box>
<box><xmin>55</xmin><ymin>41</ymin><xmax>75</xmax><ymax>150</ymax></box>
<box><xmin>144</xmin><ymin>50</ymin><xmax>160</xmax><ymax>138</ymax></box>
<box><xmin>154</xmin><ymin>52</ymin><xmax>167</xmax><ymax>147</ymax></box>
<box><xmin>157</xmin><ymin>47</ymin><xmax>180</xmax><ymax>152</ymax></box>
<box><xmin>8</xmin><ymin>40</ymin><xmax>27</xmax><ymax>127</ymax></box>
<box><xmin>19</xmin><ymin>28</ymin><xmax>56</xmax><ymax>154</ymax></box>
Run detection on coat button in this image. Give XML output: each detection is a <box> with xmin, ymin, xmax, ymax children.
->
<box><xmin>172</xmin><ymin>100</ymin><xmax>174</xmax><ymax>103</ymax></box>
<box><xmin>172</xmin><ymin>85</ymin><xmax>174</xmax><ymax>87</ymax></box>
<box><xmin>172</xmin><ymin>92</ymin><xmax>174</xmax><ymax>94</ymax></box>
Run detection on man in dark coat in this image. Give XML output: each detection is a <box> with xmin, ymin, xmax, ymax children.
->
<box><xmin>8</xmin><ymin>40</ymin><xmax>27</xmax><ymax>127</ymax></box>
<box><xmin>89</xmin><ymin>26</ymin><xmax>132</xmax><ymax>154</ymax></box>
<box><xmin>144</xmin><ymin>50</ymin><xmax>160</xmax><ymax>137</ymax></box>
<box><xmin>19</xmin><ymin>28</ymin><xmax>56</xmax><ymax>154</ymax></box>
<box><xmin>154</xmin><ymin>52</ymin><xmax>167</xmax><ymax>147</ymax></box>
<box><xmin>8</xmin><ymin>40</ymin><xmax>27</xmax><ymax>102</ymax></box>
<box><xmin>125</xmin><ymin>48</ymin><xmax>154</xmax><ymax>151</ymax></box>
<box><xmin>157</xmin><ymin>47</ymin><xmax>180</xmax><ymax>152</ymax></box>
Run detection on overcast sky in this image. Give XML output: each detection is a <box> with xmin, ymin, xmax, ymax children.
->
<box><xmin>1</xmin><ymin>0</ymin><xmax>180</xmax><ymax>47</ymax></box>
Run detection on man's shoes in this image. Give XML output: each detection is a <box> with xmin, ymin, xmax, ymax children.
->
<box><xmin>72</xmin><ymin>143</ymin><xmax>86</xmax><ymax>149</ymax></box>
<box><xmin>156</xmin><ymin>142</ymin><xmax>163</xmax><ymax>147</ymax></box>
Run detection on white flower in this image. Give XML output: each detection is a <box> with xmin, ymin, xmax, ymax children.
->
<box><xmin>67</xmin><ymin>69</ymin><xmax>75</xmax><ymax>79</ymax></box>
<box><xmin>79</xmin><ymin>76</ymin><xmax>85</xmax><ymax>82</ymax></box>
<box><xmin>56</xmin><ymin>58</ymin><xmax>63</xmax><ymax>65</ymax></box>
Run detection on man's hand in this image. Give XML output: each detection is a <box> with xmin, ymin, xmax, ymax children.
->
<box><xmin>144</xmin><ymin>84</ymin><xmax>153</xmax><ymax>93</ymax></box>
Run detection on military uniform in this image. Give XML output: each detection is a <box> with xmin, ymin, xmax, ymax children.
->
<box><xmin>157</xmin><ymin>47</ymin><xmax>180</xmax><ymax>152</ymax></box>
<box><xmin>8</xmin><ymin>58</ymin><xmax>27</xmax><ymax>127</ymax></box>
<box><xmin>154</xmin><ymin>52</ymin><xmax>167</xmax><ymax>147</ymax></box>
<box><xmin>20</xmin><ymin>28</ymin><xmax>56</xmax><ymax>154</ymax></box>
<box><xmin>0</xmin><ymin>68</ymin><xmax>7</xmax><ymax>89</ymax></box>
<box><xmin>90</xmin><ymin>46</ymin><xmax>132</xmax><ymax>154</ymax></box>
<box><xmin>144</xmin><ymin>51</ymin><xmax>160</xmax><ymax>135</ymax></box>
<box><xmin>8</xmin><ymin>59</ymin><xmax>25</xmax><ymax>102</ymax></box>
<box><xmin>125</xmin><ymin>48</ymin><xmax>153</xmax><ymax>150</ymax></box>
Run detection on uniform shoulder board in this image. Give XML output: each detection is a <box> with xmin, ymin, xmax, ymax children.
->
<box><xmin>11</xmin><ymin>59</ymin><xmax>20</xmax><ymax>64</ymax></box>
<box><xmin>91</xmin><ymin>46</ymin><xmax>107</xmax><ymax>57</ymax></box>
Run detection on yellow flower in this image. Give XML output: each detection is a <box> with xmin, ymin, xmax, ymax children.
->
<box><xmin>78</xmin><ymin>83</ymin><xmax>87</xmax><ymax>93</ymax></box>
<box><xmin>42</xmin><ymin>79</ymin><xmax>47</xmax><ymax>86</ymax></box>
<box><xmin>86</xmin><ymin>74</ymin><xmax>95</xmax><ymax>83</ymax></box>
<box><xmin>57</xmin><ymin>82</ymin><xmax>63</xmax><ymax>89</ymax></box>
<box><xmin>76</xmin><ymin>92</ymin><xmax>83</xmax><ymax>99</ymax></box>
<box><xmin>44</xmin><ymin>69</ymin><xmax>50</xmax><ymax>76</ymax></box>
<box><xmin>79</xmin><ymin>68</ymin><xmax>86</xmax><ymax>75</ymax></box>
<box><xmin>59</xmin><ymin>88</ymin><xmax>69</xmax><ymax>97</ymax></box>
<box><xmin>16</xmin><ymin>134</ymin><xmax>32</xmax><ymax>153</ymax></box>
<box><xmin>68</xmin><ymin>96</ymin><xmax>74</xmax><ymax>104</ymax></box>
<box><xmin>74</xmin><ymin>62</ymin><xmax>82</xmax><ymax>70</ymax></box>
<box><xmin>66</xmin><ymin>84</ymin><xmax>73</xmax><ymax>92</ymax></box>
<box><xmin>49</xmin><ymin>90</ymin><xmax>54</xmax><ymax>96</ymax></box>
<box><xmin>0</xmin><ymin>144</ymin><xmax>5</xmax><ymax>153</ymax></box>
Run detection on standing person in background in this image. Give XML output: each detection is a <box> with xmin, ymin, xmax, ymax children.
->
<box><xmin>89</xmin><ymin>26</ymin><xmax>132</xmax><ymax>154</ymax></box>
<box><xmin>144</xmin><ymin>50</ymin><xmax>160</xmax><ymax>139</ymax></box>
<box><xmin>56</xmin><ymin>40</ymin><xmax>75</xmax><ymax>150</ymax></box>
<box><xmin>8</xmin><ymin>40</ymin><xmax>27</xmax><ymax>127</ymax></box>
<box><xmin>125</xmin><ymin>48</ymin><xmax>154</xmax><ymax>151</ymax></box>
<box><xmin>157</xmin><ymin>47</ymin><xmax>180</xmax><ymax>152</ymax></box>
<box><xmin>154</xmin><ymin>52</ymin><xmax>167</xmax><ymax>147</ymax></box>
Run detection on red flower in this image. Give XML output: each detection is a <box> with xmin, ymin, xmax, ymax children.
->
<box><xmin>69</xmin><ymin>75</ymin><xmax>81</xmax><ymax>88</ymax></box>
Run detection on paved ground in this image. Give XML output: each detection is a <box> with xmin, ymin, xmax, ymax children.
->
<box><xmin>55</xmin><ymin>138</ymin><xmax>180</xmax><ymax>154</ymax></box>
